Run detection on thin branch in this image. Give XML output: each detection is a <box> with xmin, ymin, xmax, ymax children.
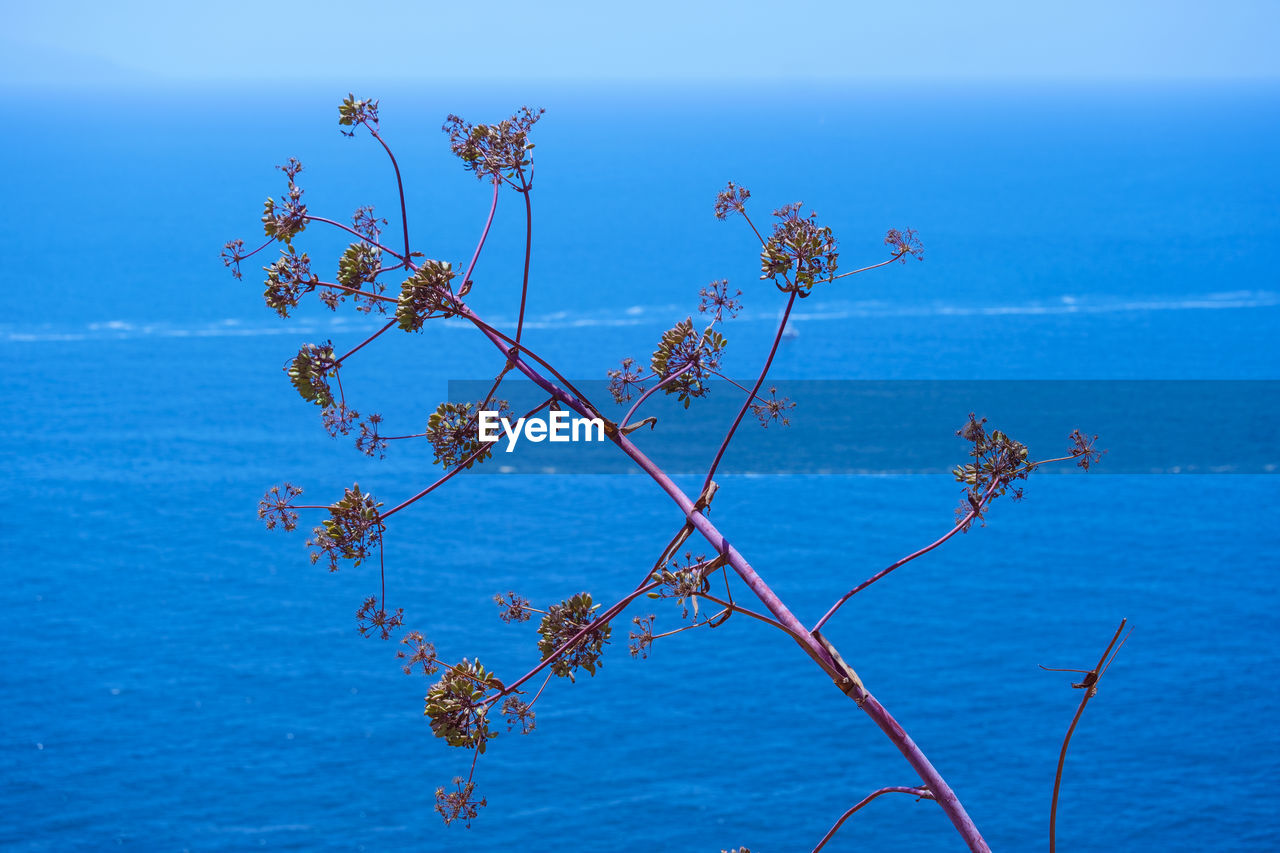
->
<box><xmin>364</xmin><ymin>124</ymin><xmax>412</xmax><ymax>264</ymax></box>
<box><xmin>695</xmin><ymin>592</ymin><xmax>807</xmax><ymax>646</ymax></box>
<box><xmin>515</xmin><ymin>168</ymin><xmax>533</xmax><ymax>349</ymax></box>
<box><xmin>812</xmin><ymin>786</ymin><xmax>934</xmax><ymax>853</ymax></box>
<box><xmin>335</xmin><ymin>318</ymin><xmax>398</xmax><ymax>366</ymax></box>
<box><xmin>740</xmin><ymin>209</ymin><xmax>766</xmax><ymax>246</ymax></box>
<box><xmin>460</xmin><ymin>177</ymin><xmax>502</xmax><ymax>295</ymax></box>
<box><xmin>525</xmin><ymin>671</ymin><xmax>554</xmax><ymax>709</ymax></box>
<box><xmin>236</xmin><ymin>237</ymin><xmax>275</xmax><ymax>262</ymax></box>
<box><xmin>303</xmin><ymin>216</ymin><xmax>407</xmax><ymax>262</ymax></box>
<box><xmin>459</xmin><ymin>308</ymin><xmax>602</xmax><ymax>419</ymax></box>
<box><xmin>701</xmin><ymin>288</ymin><xmax>798</xmax><ymax>490</ymax></box>
<box><xmin>316</xmin><ymin>280</ymin><xmax>398</xmax><ymax>304</ymax></box>
<box><xmin>707</xmin><ymin>369</ymin><xmax>775</xmax><ymax>404</ymax></box>
<box><xmin>812</xmin><ymin>477</ymin><xmax>1004</xmax><ymax>633</ymax></box>
<box><xmin>379</xmin><ymin>397</ymin><xmax>553</xmax><ymax>520</ymax></box>
<box><xmin>648</xmin><ymin>621</ymin><xmax>718</xmax><ymax>642</ymax></box>
<box><xmin>1049</xmin><ymin>619</ymin><xmax>1129</xmax><ymax>853</ymax></box>
<box><xmin>620</xmin><ymin>363</ymin><xmax>694</xmax><ymax>429</ymax></box>
<box><xmin>830</xmin><ymin>250</ymin><xmax>908</xmax><ymax>280</ymax></box>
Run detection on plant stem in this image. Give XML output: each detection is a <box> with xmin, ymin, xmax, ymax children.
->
<box><xmin>515</xmin><ymin>169</ymin><xmax>533</xmax><ymax>349</ymax></box>
<box><xmin>365</xmin><ymin>126</ymin><xmax>412</xmax><ymax>264</ymax></box>
<box><xmin>812</xmin><ymin>477</ymin><xmax>1004</xmax><ymax>633</ymax></box>
<box><xmin>701</xmin><ymin>288</ymin><xmax>798</xmax><ymax>490</ymax></box>
<box><xmin>621</xmin><ymin>363</ymin><xmax>694</xmax><ymax>429</ymax></box>
<box><xmin>461</xmin><ymin>178</ymin><xmax>501</xmax><ymax>293</ymax></box>
<box><xmin>304</xmin><ymin>216</ymin><xmax>406</xmax><ymax>261</ymax></box>
<box><xmin>336</xmin><ymin>319</ymin><xmax>397</xmax><ymax>366</ymax></box>
<box><xmin>1049</xmin><ymin>619</ymin><xmax>1128</xmax><ymax>853</ymax></box>
<box><xmin>812</xmin><ymin>786</ymin><xmax>934</xmax><ymax>852</ymax></box>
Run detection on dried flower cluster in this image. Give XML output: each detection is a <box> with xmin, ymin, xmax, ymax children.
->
<box><xmin>287</xmin><ymin>341</ymin><xmax>338</xmax><ymax>408</ymax></box>
<box><xmin>261</xmin><ymin>158</ymin><xmax>308</xmax><ymax>244</ymax></box>
<box><xmin>424</xmin><ymin>658</ymin><xmax>500</xmax><ymax>752</ymax></box>
<box><xmin>257</xmin><ymin>482</ymin><xmax>303</xmax><ymax>531</ymax></box>
<box><xmin>443</xmin><ymin>107</ymin><xmax>544</xmax><ymax>183</ymax></box>
<box><xmin>760</xmin><ymin>203</ymin><xmax>839</xmax><ymax>294</ymax></box>
<box><xmin>649</xmin><ymin>318</ymin><xmax>727</xmax><ymax>407</ymax></box>
<box><xmin>536</xmin><ymin>592</ymin><xmax>611</xmax><ymax>681</ymax></box>
<box><xmin>306</xmin><ymin>483</ymin><xmax>384</xmax><ymax>571</ymax></box>
<box><xmin>425</xmin><ymin>400</ymin><xmax>508</xmax><ymax>469</ymax></box>
<box><xmin>397</xmin><ymin>260</ymin><xmax>459</xmax><ymax>330</ymax></box>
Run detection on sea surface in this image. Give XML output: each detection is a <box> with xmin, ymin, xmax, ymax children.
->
<box><xmin>2</xmin><ymin>83</ymin><xmax>1278</xmax><ymax>851</ymax></box>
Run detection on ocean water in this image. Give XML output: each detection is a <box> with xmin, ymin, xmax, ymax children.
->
<box><xmin>2</xmin><ymin>83</ymin><xmax>1279</xmax><ymax>851</ymax></box>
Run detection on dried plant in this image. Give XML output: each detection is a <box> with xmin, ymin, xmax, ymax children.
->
<box><xmin>224</xmin><ymin>97</ymin><xmax>1121</xmax><ymax>852</ymax></box>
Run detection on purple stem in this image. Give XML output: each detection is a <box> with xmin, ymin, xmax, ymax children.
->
<box><xmin>1049</xmin><ymin>619</ymin><xmax>1128</xmax><ymax>853</ymax></box>
<box><xmin>812</xmin><ymin>786</ymin><xmax>933</xmax><ymax>852</ymax></box>
<box><xmin>515</xmin><ymin>168</ymin><xmax>533</xmax><ymax>348</ymax></box>
<box><xmin>336</xmin><ymin>318</ymin><xmax>397</xmax><ymax>366</ymax></box>
<box><xmin>830</xmin><ymin>251</ymin><xmax>906</xmax><ymax>280</ymax></box>
<box><xmin>364</xmin><ymin>125</ymin><xmax>412</xmax><ymax>264</ymax></box>
<box><xmin>316</xmin><ymin>280</ymin><xmax>397</xmax><ymax>304</ymax></box>
<box><xmin>620</xmin><ymin>363</ymin><xmax>694</xmax><ymax>429</ymax></box>
<box><xmin>304</xmin><ymin>216</ymin><xmax>406</xmax><ymax>262</ymax></box>
<box><xmin>811</xmin><ymin>477</ymin><xmax>1005</xmax><ymax>633</ymax></box>
<box><xmin>461</xmin><ymin>178</ymin><xmax>501</xmax><ymax>292</ymax></box>
<box><xmin>379</xmin><ymin>397</ymin><xmax>552</xmax><ymax>520</ymax></box>
<box><xmin>701</xmin><ymin>288</ymin><xmax>797</xmax><ymax>491</ymax></box>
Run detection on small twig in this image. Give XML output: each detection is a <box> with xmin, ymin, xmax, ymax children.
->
<box><xmin>696</xmin><ymin>592</ymin><xmax>807</xmax><ymax>646</ymax></box>
<box><xmin>361</xmin><ymin>124</ymin><xmax>413</xmax><ymax>265</ymax></box>
<box><xmin>701</xmin><ymin>288</ymin><xmax>798</xmax><ymax>489</ymax></box>
<box><xmin>514</xmin><ymin>166</ymin><xmax>534</xmax><ymax>350</ymax></box>
<box><xmin>1047</xmin><ymin>619</ymin><xmax>1131</xmax><ymax>853</ymax></box>
<box><xmin>459</xmin><ymin>177</ymin><xmax>502</xmax><ymax>298</ymax></box>
<box><xmin>303</xmin><ymin>216</ymin><xmax>407</xmax><ymax>262</ymax></box>
<box><xmin>315</xmin><ymin>280</ymin><xmax>398</xmax><ymax>304</ymax></box>
<box><xmin>620</xmin><ymin>362</ymin><xmax>694</xmax><ymax>429</ymax></box>
<box><xmin>379</xmin><ymin>397</ymin><xmax>553</xmax><ymax>520</ymax></box>
<box><xmin>812</xmin><ymin>477</ymin><xmax>1004</xmax><ymax>632</ymax></box>
<box><xmin>812</xmin><ymin>786</ymin><xmax>934</xmax><ymax>852</ymax></box>
<box><xmin>829</xmin><ymin>250</ymin><xmax>908</xmax><ymax>280</ymax></box>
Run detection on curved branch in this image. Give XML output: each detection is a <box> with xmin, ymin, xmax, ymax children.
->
<box><xmin>812</xmin><ymin>477</ymin><xmax>1004</xmax><ymax>633</ymax></box>
<box><xmin>364</xmin><ymin>126</ymin><xmax>412</xmax><ymax>264</ymax></box>
<box><xmin>316</xmin><ymin>281</ymin><xmax>398</xmax><ymax>305</ymax></box>
<box><xmin>303</xmin><ymin>216</ymin><xmax>406</xmax><ymax>262</ymax></box>
<box><xmin>620</xmin><ymin>363</ymin><xmax>694</xmax><ymax>429</ymax></box>
<box><xmin>336</xmin><ymin>318</ymin><xmax>397</xmax><ymax>366</ymax></box>
<box><xmin>695</xmin><ymin>592</ymin><xmax>807</xmax><ymax>646</ymax></box>
<box><xmin>830</xmin><ymin>250</ymin><xmax>908</xmax><ymax>280</ymax></box>
<box><xmin>460</xmin><ymin>178</ymin><xmax>501</xmax><ymax>292</ymax></box>
<box><xmin>459</xmin><ymin>308</ymin><xmax>603</xmax><ymax>419</ymax></box>
<box><xmin>812</xmin><ymin>786</ymin><xmax>934</xmax><ymax>853</ymax></box>
<box><xmin>515</xmin><ymin>168</ymin><xmax>533</xmax><ymax>349</ymax></box>
<box><xmin>1049</xmin><ymin>619</ymin><xmax>1129</xmax><ymax>853</ymax></box>
<box><xmin>701</xmin><ymin>288</ymin><xmax>798</xmax><ymax>489</ymax></box>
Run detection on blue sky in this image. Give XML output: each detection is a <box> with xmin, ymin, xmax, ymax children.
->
<box><xmin>4</xmin><ymin>0</ymin><xmax>1279</xmax><ymax>86</ymax></box>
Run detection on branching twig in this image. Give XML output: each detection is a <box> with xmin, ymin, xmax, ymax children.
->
<box><xmin>1045</xmin><ymin>618</ymin><xmax>1131</xmax><ymax>853</ymax></box>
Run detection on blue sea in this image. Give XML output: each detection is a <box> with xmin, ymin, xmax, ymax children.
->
<box><xmin>2</xmin><ymin>83</ymin><xmax>1279</xmax><ymax>851</ymax></box>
